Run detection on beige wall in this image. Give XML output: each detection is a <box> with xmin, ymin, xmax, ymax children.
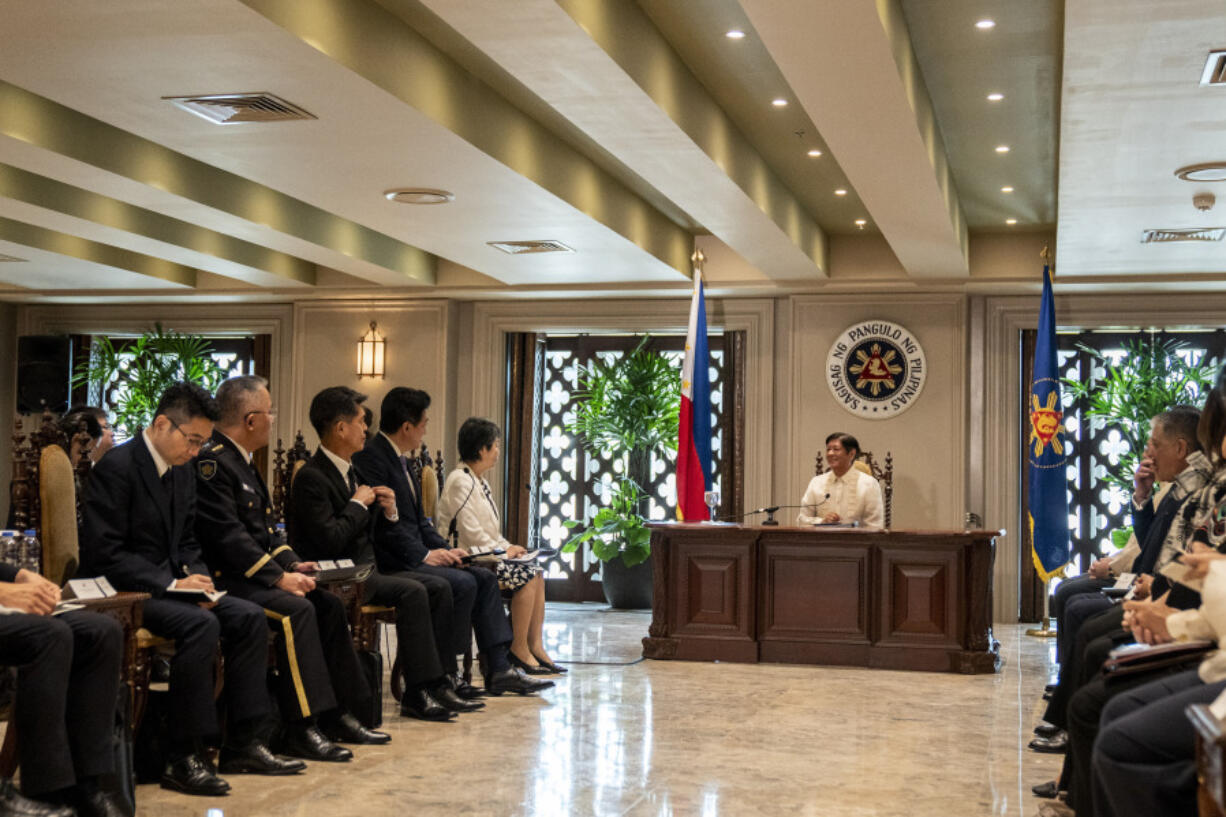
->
<box><xmin>12</xmin><ymin>287</ymin><xmax>1226</xmax><ymax>622</ymax></box>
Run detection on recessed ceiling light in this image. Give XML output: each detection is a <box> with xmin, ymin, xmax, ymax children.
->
<box><xmin>383</xmin><ymin>188</ymin><xmax>455</xmax><ymax>205</ymax></box>
<box><xmin>807</xmin><ymin>149</ymin><xmax>823</xmax><ymax>158</ymax></box>
<box><xmin>725</xmin><ymin>29</ymin><xmax>746</xmax><ymax>40</ymax></box>
<box><xmin>834</xmin><ymin>188</ymin><xmax>848</xmax><ymax>196</ymax></box>
<box><xmin>987</xmin><ymin>93</ymin><xmax>1004</xmax><ymax>102</ymax></box>
<box><xmin>771</xmin><ymin>98</ymin><xmax>788</xmax><ymax>108</ymax></box>
<box><xmin>1001</xmin><ymin>186</ymin><xmax>1014</xmax><ymax>193</ymax></box>
<box><xmin>976</xmin><ymin>19</ymin><xmax>996</xmax><ymax>29</ymax></box>
<box><xmin>1175</xmin><ymin>162</ymin><xmax>1226</xmax><ymax>182</ymax></box>
<box><xmin>854</xmin><ymin>219</ymin><xmax>868</xmax><ymax>228</ymax></box>
<box><xmin>995</xmin><ymin>145</ymin><xmax>1010</xmax><ymax>153</ymax></box>
<box><xmin>1005</xmin><ymin>218</ymin><xmax>1018</xmax><ymax>225</ymax></box>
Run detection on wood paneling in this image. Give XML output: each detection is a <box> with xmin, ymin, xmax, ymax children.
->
<box><xmin>644</xmin><ymin>524</ymin><xmax>1001</xmax><ymax>674</ymax></box>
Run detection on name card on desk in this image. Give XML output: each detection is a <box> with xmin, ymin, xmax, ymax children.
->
<box><xmin>336</xmin><ymin>559</ymin><xmax>355</xmax><ymax>568</ymax></box>
<box><xmin>64</xmin><ymin>578</ymin><xmax>115</xmax><ymax>600</ymax></box>
<box><xmin>1113</xmin><ymin>572</ymin><xmax>1136</xmax><ymax>590</ymax></box>
<box><xmin>317</xmin><ymin>560</ymin><xmax>337</xmax><ymax>571</ymax></box>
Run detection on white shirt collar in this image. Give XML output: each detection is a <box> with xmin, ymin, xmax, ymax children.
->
<box><xmin>319</xmin><ymin>444</ymin><xmax>352</xmax><ymax>482</ymax></box>
<box><xmin>379</xmin><ymin>430</ymin><xmax>405</xmax><ymax>459</ymax></box>
<box><xmin>142</xmin><ymin>428</ymin><xmax>171</xmax><ymax>478</ymax></box>
<box><xmin>219</xmin><ymin>431</ymin><xmax>252</xmax><ymax>464</ymax></box>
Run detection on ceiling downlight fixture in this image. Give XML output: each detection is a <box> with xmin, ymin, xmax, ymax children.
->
<box><xmin>1175</xmin><ymin>163</ymin><xmax>1226</xmax><ymax>183</ymax></box>
<box><xmin>975</xmin><ymin>19</ymin><xmax>996</xmax><ymax>30</ymax></box>
<box><xmin>383</xmin><ymin>188</ymin><xmax>455</xmax><ymax>205</ymax></box>
<box><xmin>725</xmin><ymin>29</ymin><xmax>746</xmax><ymax>40</ymax></box>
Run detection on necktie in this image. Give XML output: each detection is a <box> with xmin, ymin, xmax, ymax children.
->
<box><xmin>401</xmin><ymin>456</ymin><xmax>418</xmax><ymax>501</ymax></box>
<box><xmin>346</xmin><ymin>467</ymin><xmax>357</xmax><ymax>495</ymax></box>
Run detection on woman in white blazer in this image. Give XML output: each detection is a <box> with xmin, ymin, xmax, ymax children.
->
<box><xmin>435</xmin><ymin>418</ymin><xmax>564</xmax><ymax>675</ymax></box>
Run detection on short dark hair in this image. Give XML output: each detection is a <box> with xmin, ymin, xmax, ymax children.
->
<box><xmin>379</xmin><ymin>387</ymin><xmax>430</xmax><ymax>434</ymax></box>
<box><xmin>155</xmin><ymin>382</ymin><xmax>219</xmax><ymax>424</ymax></box>
<box><xmin>825</xmin><ymin>432</ymin><xmax>860</xmax><ymax>459</ymax></box>
<box><xmin>458</xmin><ymin>417</ymin><xmax>501</xmax><ymax>462</ymax></box>
<box><xmin>309</xmin><ymin>386</ymin><xmax>366</xmax><ymax>437</ymax></box>
<box><xmin>1198</xmin><ymin>377</ymin><xmax>1226</xmax><ymax>460</ymax></box>
<box><xmin>1155</xmin><ymin>405</ymin><xmax>1202</xmax><ymax>453</ymax></box>
<box><xmin>215</xmin><ymin>375</ymin><xmax>269</xmax><ymax>425</ymax></box>
<box><xmin>60</xmin><ymin>406</ymin><xmax>102</xmax><ymax>441</ymax></box>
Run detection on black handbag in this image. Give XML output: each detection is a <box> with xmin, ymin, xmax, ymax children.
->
<box><xmin>99</xmin><ymin>688</ymin><xmax>136</xmax><ymax>817</ymax></box>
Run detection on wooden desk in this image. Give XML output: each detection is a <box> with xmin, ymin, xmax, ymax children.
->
<box><xmin>642</xmin><ymin>524</ymin><xmax>1001</xmax><ymax>674</ymax></box>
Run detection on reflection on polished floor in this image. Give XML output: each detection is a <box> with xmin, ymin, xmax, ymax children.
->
<box><xmin>135</xmin><ymin>604</ymin><xmax>1061</xmax><ymax>817</ymax></box>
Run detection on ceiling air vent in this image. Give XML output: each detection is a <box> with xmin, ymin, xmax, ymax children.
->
<box><xmin>1141</xmin><ymin>227</ymin><xmax>1226</xmax><ymax>244</ymax></box>
<box><xmin>0</xmin><ymin>253</ymin><xmax>27</xmax><ymax>262</ymax></box>
<box><xmin>163</xmin><ymin>93</ymin><xmax>316</xmax><ymax>124</ymax></box>
<box><xmin>487</xmin><ymin>240</ymin><xmax>574</xmax><ymax>255</ymax></box>
<box><xmin>1201</xmin><ymin>50</ymin><xmax>1226</xmax><ymax>86</ymax></box>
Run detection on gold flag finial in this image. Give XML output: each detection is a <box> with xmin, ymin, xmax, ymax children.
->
<box><xmin>1040</xmin><ymin>245</ymin><xmax>1050</xmax><ymax>260</ymax></box>
<box><xmin>691</xmin><ymin>247</ymin><xmax>706</xmax><ymax>274</ymax></box>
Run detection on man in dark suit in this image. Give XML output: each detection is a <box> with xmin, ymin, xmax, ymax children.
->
<box><xmin>289</xmin><ymin>386</ymin><xmax>492</xmax><ymax>718</ymax></box>
<box><xmin>0</xmin><ymin>563</ymin><xmax>123</xmax><ymax>817</ymax></box>
<box><xmin>352</xmin><ymin>386</ymin><xmax>551</xmax><ymax>695</ymax></box>
<box><xmin>80</xmin><ymin>382</ymin><xmax>292</xmax><ymax>796</ymax></box>
<box><xmin>194</xmin><ymin>375</ymin><xmax>387</xmax><ymax>754</ymax></box>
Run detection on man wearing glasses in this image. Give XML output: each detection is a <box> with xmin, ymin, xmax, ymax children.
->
<box><xmin>194</xmin><ymin>375</ymin><xmax>389</xmax><ymax>756</ymax></box>
<box><xmin>81</xmin><ymin>382</ymin><xmax>292</xmax><ymax>798</ymax></box>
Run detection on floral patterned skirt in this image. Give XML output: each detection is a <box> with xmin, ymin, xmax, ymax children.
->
<box><xmin>496</xmin><ymin>558</ymin><xmax>541</xmax><ymax>592</ymax></box>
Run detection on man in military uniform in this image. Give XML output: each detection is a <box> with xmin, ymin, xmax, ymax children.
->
<box><xmin>194</xmin><ymin>375</ymin><xmax>389</xmax><ymax>760</ymax></box>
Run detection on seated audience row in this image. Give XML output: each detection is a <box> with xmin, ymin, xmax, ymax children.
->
<box><xmin>1</xmin><ymin>377</ymin><xmax>559</xmax><ymax>816</ymax></box>
<box><xmin>1028</xmin><ymin>366</ymin><xmax>1226</xmax><ymax>817</ymax></box>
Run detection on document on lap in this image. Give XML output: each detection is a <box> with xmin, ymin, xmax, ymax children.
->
<box><xmin>165</xmin><ymin>587</ymin><xmax>228</xmax><ymax>603</ymax></box>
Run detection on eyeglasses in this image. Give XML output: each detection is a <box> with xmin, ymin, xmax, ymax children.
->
<box><xmin>167</xmin><ymin>418</ymin><xmax>208</xmax><ymax>451</ymax></box>
<box><xmin>244</xmin><ymin>409</ymin><xmax>278</xmax><ymax>422</ymax></box>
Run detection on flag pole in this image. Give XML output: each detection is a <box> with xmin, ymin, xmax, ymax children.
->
<box><xmin>1027</xmin><ymin>244</ymin><xmax>1059</xmax><ymax>639</ymax></box>
<box><xmin>1025</xmin><ymin>579</ymin><xmax>1057</xmax><ymax>637</ymax></box>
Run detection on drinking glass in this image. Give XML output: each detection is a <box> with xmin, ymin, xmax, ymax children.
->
<box><xmin>703</xmin><ymin>489</ymin><xmax>721</xmax><ymax>522</ymax></box>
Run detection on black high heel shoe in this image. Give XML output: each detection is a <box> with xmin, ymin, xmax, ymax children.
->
<box><xmin>532</xmin><ymin>655</ymin><xmax>568</xmax><ymax>674</ymax></box>
<box><xmin>508</xmin><ymin>651</ymin><xmax>553</xmax><ymax>676</ymax></box>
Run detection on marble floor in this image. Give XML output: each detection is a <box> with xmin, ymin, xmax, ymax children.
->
<box><xmin>134</xmin><ymin>605</ymin><xmax>1063</xmax><ymax>817</ymax></box>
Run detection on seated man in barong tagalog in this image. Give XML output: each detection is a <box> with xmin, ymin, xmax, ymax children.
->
<box><xmin>797</xmin><ymin>432</ymin><xmax>885</xmax><ymax>529</ymax></box>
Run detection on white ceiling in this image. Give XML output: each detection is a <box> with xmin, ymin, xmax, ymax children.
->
<box><xmin>0</xmin><ymin>0</ymin><xmax>1220</xmax><ymax>301</ymax></box>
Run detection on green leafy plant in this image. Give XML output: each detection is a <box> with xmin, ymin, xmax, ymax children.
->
<box><xmin>562</xmin><ymin>478</ymin><xmax>652</xmax><ymax>566</ymax></box>
<box><xmin>1063</xmin><ymin>336</ymin><xmax>1218</xmax><ymax>501</ymax></box>
<box><xmin>72</xmin><ymin>324</ymin><xmax>226</xmax><ymax>437</ymax></box>
<box><xmin>561</xmin><ymin>337</ymin><xmax>681</xmax><ymax>565</ymax></box>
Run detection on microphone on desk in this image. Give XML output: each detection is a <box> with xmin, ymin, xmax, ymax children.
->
<box><xmin>721</xmin><ymin>504</ymin><xmax>808</xmax><ymax>526</ymax></box>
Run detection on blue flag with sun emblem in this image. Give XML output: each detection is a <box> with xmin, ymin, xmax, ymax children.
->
<box><xmin>1028</xmin><ymin>264</ymin><xmax>1070</xmax><ymax>581</ymax></box>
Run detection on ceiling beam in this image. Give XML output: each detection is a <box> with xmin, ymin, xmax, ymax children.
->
<box><xmin>0</xmin><ymin>163</ymin><xmax>316</xmax><ymax>287</ymax></box>
<box><xmin>739</xmin><ymin>0</ymin><xmax>969</xmax><ymax>277</ymax></box>
<box><xmin>0</xmin><ymin>80</ymin><xmax>435</xmax><ymax>287</ymax></box>
<box><xmin>409</xmin><ymin>0</ymin><xmax>827</xmax><ymax>279</ymax></box>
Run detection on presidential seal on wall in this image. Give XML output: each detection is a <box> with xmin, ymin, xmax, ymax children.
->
<box><xmin>826</xmin><ymin>320</ymin><xmax>926</xmax><ymax>419</ymax></box>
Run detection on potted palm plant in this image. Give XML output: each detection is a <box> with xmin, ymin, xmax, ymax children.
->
<box><xmin>562</xmin><ymin>336</ymin><xmax>680</xmax><ymax>608</ymax></box>
<box><xmin>72</xmin><ymin>324</ymin><xmax>226</xmax><ymax>436</ymax></box>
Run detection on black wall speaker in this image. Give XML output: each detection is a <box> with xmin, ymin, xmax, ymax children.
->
<box><xmin>17</xmin><ymin>335</ymin><xmax>71</xmax><ymax>414</ymax></box>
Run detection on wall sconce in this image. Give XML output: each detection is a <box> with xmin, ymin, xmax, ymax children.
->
<box><xmin>356</xmin><ymin>321</ymin><xmax>386</xmax><ymax>379</ymax></box>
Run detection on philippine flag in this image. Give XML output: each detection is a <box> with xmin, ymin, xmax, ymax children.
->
<box><xmin>677</xmin><ymin>265</ymin><xmax>712</xmax><ymax>521</ymax></box>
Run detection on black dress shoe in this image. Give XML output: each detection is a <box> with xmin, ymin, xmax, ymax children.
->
<box><xmin>1033</xmin><ymin>722</ymin><xmax>1062</xmax><ymax>738</ymax></box>
<box><xmin>433</xmin><ymin>684</ymin><xmax>485</xmax><ymax>712</ymax></box>
<box><xmin>75</xmin><ymin>789</ymin><xmax>127</xmax><ymax>817</ymax></box>
<box><xmin>280</xmin><ymin>725</ymin><xmax>353</xmax><ymax>762</ymax></box>
<box><xmin>1028</xmin><ymin>732</ymin><xmax>1067</xmax><ymax>753</ymax></box>
<box><xmin>400</xmin><ymin>688</ymin><xmax>456</xmax><ymax>721</ymax></box>
<box><xmin>323</xmin><ymin>712</ymin><xmax>391</xmax><ymax>745</ymax></box>
<box><xmin>160</xmin><ymin>754</ymin><xmax>231</xmax><ymax>797</ymax></box>
<box><xmin>0</xmin><ymin>780</ymin><xmax>76</xmax><ymax>817</ymax></box>
<box><xmin>1031</xmin><ymin>780</ymin><xmax>1061</xmax><ymax>799</ymax></box>
<box><xmin>508</xmin><ymin>652</ymin><xmax>553</xmax><ymax>675</ymax></box>
<box><xmin>486</xmin><ymin>667</ymin><xmax>555</xmax><ymax>695</ymax></box>
<box><xmin>218</xmin><ymin>741</ymin><xmax>306</xmax><ymax>775</ymax></box>
<box><xmin>533</xmin><ymin>657</ymin><xmax>568</xmax><ymax>674</ymax></box>
<box><xmin>448</xmin><ymin>673</ymin><xmax>487</xmax><ymax>700</ymax></box>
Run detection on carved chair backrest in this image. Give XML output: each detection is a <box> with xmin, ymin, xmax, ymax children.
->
<box><xmin>813</xmin><ymin>448</ymin><xmax>895</xmax><ymax>528</ymax></box>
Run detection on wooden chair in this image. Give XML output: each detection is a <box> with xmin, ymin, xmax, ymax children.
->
<box><xmin>1190</xmin><ymin>703</ymin><xmax>1226</xmax><ymax>817</ymax></box>
<box><xmin>814</xmin><ymin>448</ymin><xmax>895</xmax><ymax>528</ymax></box>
